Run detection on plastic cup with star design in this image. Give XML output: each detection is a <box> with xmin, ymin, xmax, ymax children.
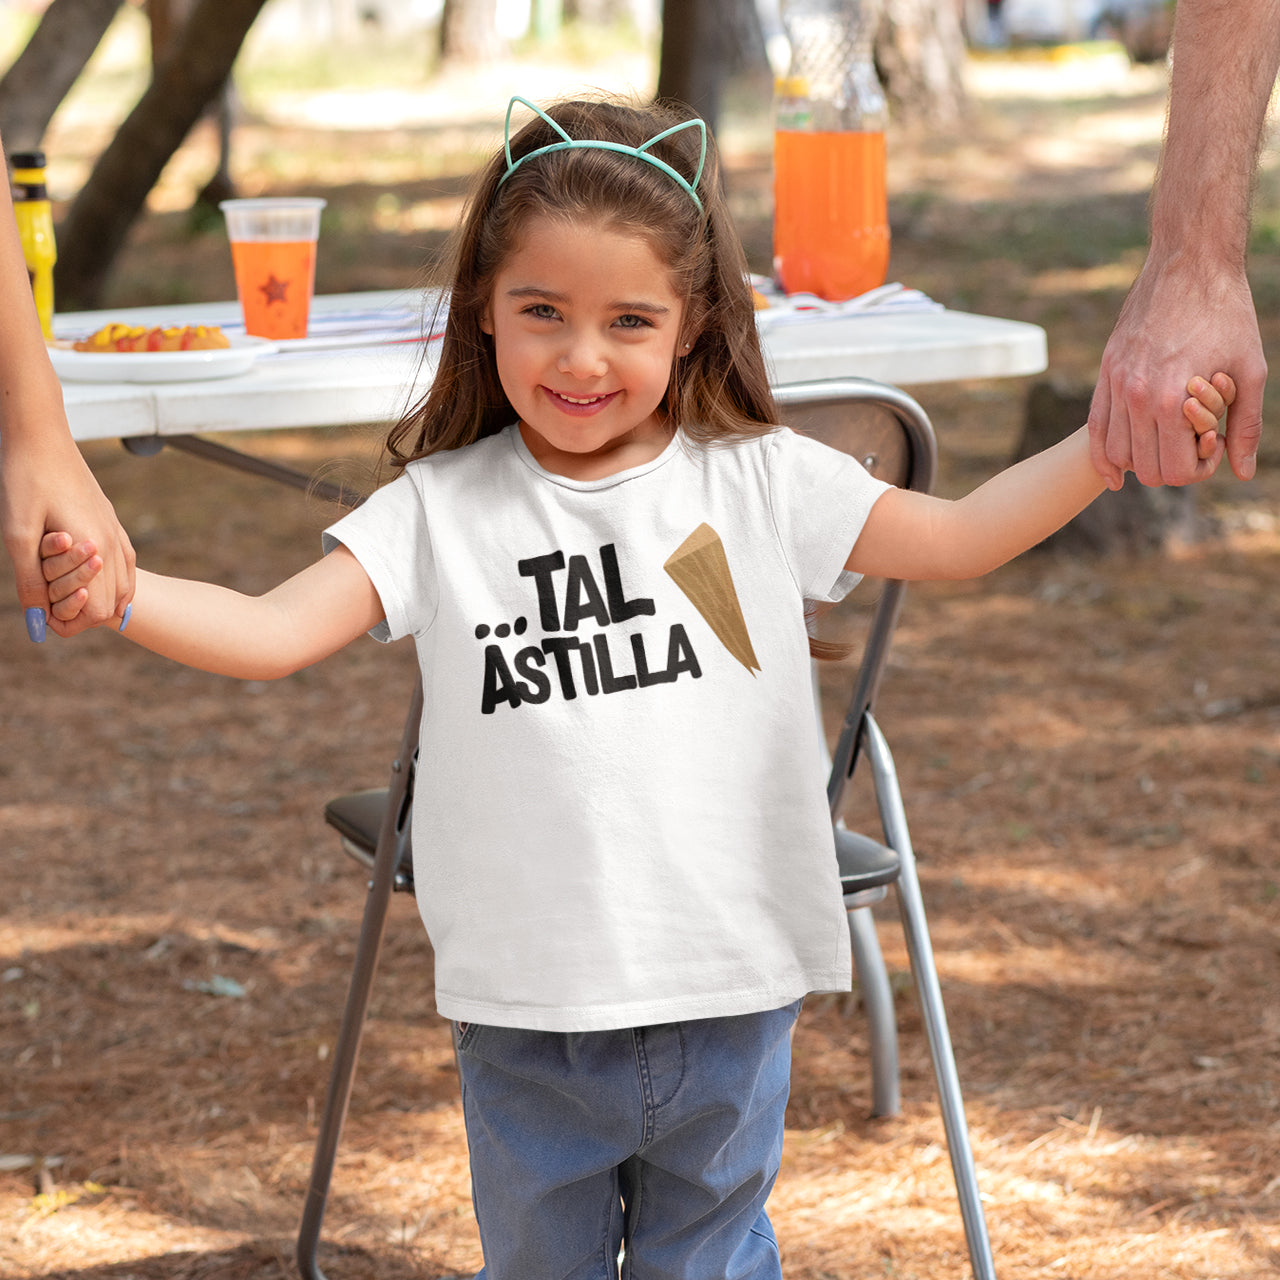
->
<box><xmin>220</xmin><ymin>197</ymin><xmax>326</xmax><ymax>340</ymax></box>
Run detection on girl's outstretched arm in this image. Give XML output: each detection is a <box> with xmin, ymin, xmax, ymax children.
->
<box><xmin>847</xmin><ymin>426</ymin><xmax>1105</xmax><ymax>582</ymax></box>
<box><xmin>847</xmin><ymin>372</ymin><xmax>1231</xmax><ymax>582</ymax></box>
<box><xmin>127</xmin><ymin>548</ymin><xmax>384</xmax><ymax>678</ymax></box>
<box><xmin>43</xmin><ymin>539</ymin><xmax>385</xmax><ymax>679</ymax></box>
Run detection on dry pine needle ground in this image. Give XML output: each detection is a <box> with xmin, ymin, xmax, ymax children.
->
<box><xmin>4</xmin><ymin>46</ymin><xmax>1280</xmax><ymax>1280</ymax></box>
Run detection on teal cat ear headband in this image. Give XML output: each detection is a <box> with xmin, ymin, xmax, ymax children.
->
<box><xmin>498</xmin><ymin>96</ymin><xmax>708</xmax><ymax>214</ymax></box>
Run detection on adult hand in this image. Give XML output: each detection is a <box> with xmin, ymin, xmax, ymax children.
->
<box><xmin>1088</xmin><ymin>253</ymin><xmax>1266</xmax><ymax>490</ymax></box>
<box><xmin>2</xmin><ymin>428</ymin><xmax>136</xmax><ymax>637</ymax></box>
<box><xmin>0</xmin><ymin>125</ymin><xmax>137</xmax><ymax>640</ymax></box>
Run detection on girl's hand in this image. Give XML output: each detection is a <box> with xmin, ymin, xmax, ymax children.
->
<box><xmin>1184</xmin><ymin>372</ymin><xmax>1237</xmax><ymax>466</ymax></box>
<box><xmin>39</xmin><ymin>530</ymin><xmax>103</xmax><ymax>623</ymax></box>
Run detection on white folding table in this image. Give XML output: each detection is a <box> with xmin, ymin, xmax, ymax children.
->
<box><xmin>59</xmin><ymin>288</ymin><xmax>1047</xmax><ymax>449</ymax></box>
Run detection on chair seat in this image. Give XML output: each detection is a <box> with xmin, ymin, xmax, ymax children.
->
<box><xmin>835</xmin><ymin>827</ymin><xmax>900</xmax><ymax>894</ymax></box>
<box><xmin>325</xmin><ymin>787</ymin><xmax>415</xmax><ymax>891</ymax></box>
<box><xmin>323</xmin><ymin>788</ymin><xmax>387</xmax><ymax>856</ymax></box>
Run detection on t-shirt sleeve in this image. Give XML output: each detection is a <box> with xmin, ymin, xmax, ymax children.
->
<box><xmin>321</xmin><ymin>469</ymin><xmax>437</xmax><ymax>642</ymax></box>
<box><xmin>765</xmin><ymin>427</ymin><xmax>893</xmax><ymax>604</ymax></box>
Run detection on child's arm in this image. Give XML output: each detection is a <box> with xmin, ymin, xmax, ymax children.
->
<box><xmin>848</xmin><ymin>373</ymin><xmax>1233</xmax><ymax>582</ymax></box>
<box><xmin>848</xmin><ymin>426</ymin><xmax>1104</xmax><ymax>581</ymax></box>
<box><xmin>42</xmin><ymin>535</ymin><xmax>385</xmax><ymax>678</ymax></box>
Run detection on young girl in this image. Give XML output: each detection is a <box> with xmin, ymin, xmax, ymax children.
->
<box><xmin>43</xmin><ymin>95</ymin><xmax>1232</xmax><ymax>1279</ymax></box>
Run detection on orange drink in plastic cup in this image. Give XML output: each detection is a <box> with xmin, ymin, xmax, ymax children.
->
<box><xmin>220</xmin><ymin>197</ymin><xmax>325</xmax><ymax>339</ymax></box>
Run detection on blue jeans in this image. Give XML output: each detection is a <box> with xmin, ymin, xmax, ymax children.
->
<box><xmin>454</xmin><ymin>1001</ymin><xmax>802</xmax><ymax>1280</ymax></box>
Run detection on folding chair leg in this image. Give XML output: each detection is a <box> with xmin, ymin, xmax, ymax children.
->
<box><xmin>820</xmin><ymin>666</ymin><xmax>902</xmax><ymax>1119</ymax></box>
<box><xmin>297</xmin><ymin>681</ymin><xmax>423</xmax><ymax>1280</ymax></box>
<box><xmin>862</xmin><ymin>713</ymin><xmax>997</xmax><ymax>1280</ymax></box>
<box><xmin>847</xmin><ymin>905</ymin><xmax>901</xmax><ymax>1117</ymax></box>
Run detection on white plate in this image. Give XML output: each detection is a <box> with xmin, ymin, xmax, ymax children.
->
<box><xmin>49</xmin><ymin>334</ymin><xmax>275</xmax><ymax>383</ymax></box>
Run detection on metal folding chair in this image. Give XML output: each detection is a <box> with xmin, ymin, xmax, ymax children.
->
<box><xmin>297</xmin><ymin>377</ymin><xmax>996</xmax><ymax>1280</ymax></box>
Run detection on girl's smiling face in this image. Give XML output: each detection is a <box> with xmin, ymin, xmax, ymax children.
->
<box><xmin>481</xmin><ymin>214</ymin><xmax>687</xmax><ymax>480</ymax></box>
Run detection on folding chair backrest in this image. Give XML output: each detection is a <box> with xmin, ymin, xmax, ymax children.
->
<box><xmin>772</xmin><ymin>378</ymin><xmax>937</xmax><ymax>813</ymax></box>
<box><xmin>775</xmin><ymin>378</ymin><xmax>934</xmax><ymax>492</ymax></box>
<box><xmin>770</xmin><ymin>382</ymin><xmax>1000</xmax><ymax>1280</ymax></box>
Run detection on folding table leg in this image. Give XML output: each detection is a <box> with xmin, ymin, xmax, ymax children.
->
<box><xmin>297</xmin><ymin>681</ymin><xmax>423</xmax><ymax>1280</ymax></box>
<box><xmin>862</xmin><ymin>713</ymin><xmax>998</xmax><ymax>1280</ymax></box>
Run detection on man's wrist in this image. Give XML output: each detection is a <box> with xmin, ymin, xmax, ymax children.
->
<box><xmin>1139</xmin><ymin>228</ymin><xmax>1250</xmax><ymax>282</ymax></box>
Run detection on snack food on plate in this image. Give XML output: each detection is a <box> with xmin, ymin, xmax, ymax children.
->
<box><xmin>72</xmin><ymin>323</ymin><xmax>231</xmax><ymax>352</ymax></box>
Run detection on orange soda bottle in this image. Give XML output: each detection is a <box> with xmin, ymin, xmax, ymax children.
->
<box><xmin>773</xmin><ymin>0</ymin><xmax>889</xmax><ymax>301</ymax></box>
<box><xmin>10</xmin><ymin>150</ymin><xmax>57</xmax><ymax>339</ymax></box>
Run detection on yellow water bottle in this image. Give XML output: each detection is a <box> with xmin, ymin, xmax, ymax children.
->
<box><xmin>10</xmin><ymin>150</ymin><xmax>56</xmax><ymax>339</ymax></box>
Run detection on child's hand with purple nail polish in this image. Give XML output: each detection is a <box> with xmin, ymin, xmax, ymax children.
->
<box><xmin>39</xmin><ymin>530</ymin><xmax>105</xmax><ymax>634</ymax></box>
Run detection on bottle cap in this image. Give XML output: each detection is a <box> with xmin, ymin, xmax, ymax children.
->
<box><xmin>774</xmin><ymin>75</ymin><xmax>810</xmax><ymax>97</ymax></box>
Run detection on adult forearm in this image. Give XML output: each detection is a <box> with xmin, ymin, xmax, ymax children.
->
<box><xmin>0</xmin><ymin>181</ymin><xmax>68</xmax><ymax>446</ymax></box>
<box><xmin>0</xmin><ymin>137</ymin><xmax>139</xmax><ymax>634</ymax></box>
<box><xmin>1151</xmin><ymin>0</ymin><xmax>1280</xmax><ymax>265</ymax></box>
<box><xmin>0</xmin><ymin>355</ymin><xmax>67</xmax><ymax>444</ymax></box>
<box><xmin>1088</xmin><ymin>2</ymin><xmax>1276</xmax><ymax>488</ymax></box>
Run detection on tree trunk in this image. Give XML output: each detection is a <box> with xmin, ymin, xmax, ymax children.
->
<box><xmin>146</xmin><ymin>0</ymin><xmax>187</xmax><ymax>63</ymax></box>
<box><xmin>657</xmin><ymin>0</ymin><xmax>764</xmax><ymax>133</ymax></box>
<box><xmin>148</xmin><ymin>0</ymin><xmax>235</xmax><ymax>206</ymax></box>
<box><xmin>55</xmin><ymin>0</ymin><xmax>268</xmax><ymax>310</ymax></box>
<box><xmin>874</xmin><ymin>0</ymin><xmax>966</xmax><ymax>124</ymax></box>
<box><xmin>0</xmin><ymin>0</ymin><xmax>124</xmax><ymax>153</ymax></box>
<box><xmin>438</xmin><ymin>0</ymin><xmax>503</xmax><ymax>65</ymax></box>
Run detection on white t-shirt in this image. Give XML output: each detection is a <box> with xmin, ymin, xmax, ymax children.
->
<box><xmin>323</xmin><ymin>424</ymin><xmax>891</xmax><ymax>1031</ymax></box>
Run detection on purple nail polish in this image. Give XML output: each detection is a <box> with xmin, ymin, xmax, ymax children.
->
<box><xmin>118</xmin><ymin>603</ymin><xmax>133</xmax><ymax>633</ymax></box>
<box><xmin>25</xmin><ymin>607</ymin><xmax>46</xmax><ymax>643</ymax></box>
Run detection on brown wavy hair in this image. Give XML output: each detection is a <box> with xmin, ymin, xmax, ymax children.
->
<box><xmin>385</xmin><ymin>94</ymin><xmax>777</xmax><ymax>465</ymax></box>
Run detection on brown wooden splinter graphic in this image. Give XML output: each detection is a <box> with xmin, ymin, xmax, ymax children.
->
<box><xmin>663</xmin><ymin>523</ymin><xmax>760</xmax><ymax>675</ymax></box>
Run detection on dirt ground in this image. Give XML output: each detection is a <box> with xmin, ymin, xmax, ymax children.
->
<box><xmin>3</xmin><ymin>48</ymin><xmax>1280</xmax><ymax>1280</ymax></box>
